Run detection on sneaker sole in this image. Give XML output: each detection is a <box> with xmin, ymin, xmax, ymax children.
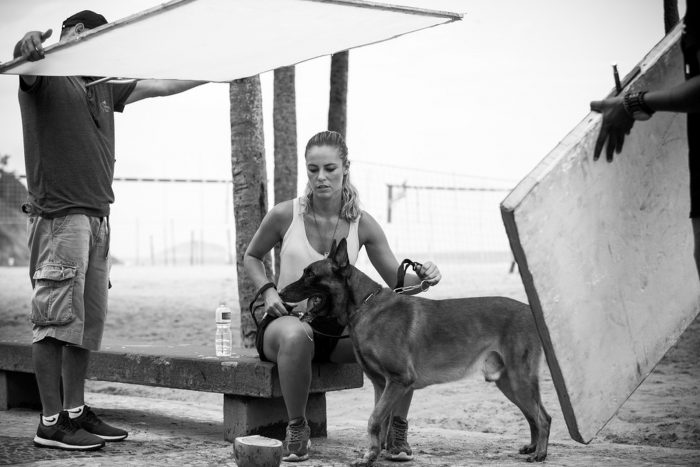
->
<box><xmin>95</xmin><ymin>433</ymin><xmax>128</xmax><ymax>441</ymax></box>
<box><xmin>33</xmin><ymin>436</ymin><xmax>104</xmax><ymax>451</ymax></box>
<box><xmin>282</xmin><ymin>440</ymin><xmax>311</xmax><ymax>462</ymax></box>
<box><xmin>385</xmin><ymin>452</ymin><xmax>414</xmax><ymax>461</ymax></box>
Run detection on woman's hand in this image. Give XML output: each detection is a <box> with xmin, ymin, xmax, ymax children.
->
<box><xmin>417</xmin><ymin>261</ymin><xmax>441</xmax><ymax>286</ymax></box>
<box><xmin>263</xmin><ymin>287</ymin><xmax>290</xmax><ymax>317</ymax></box>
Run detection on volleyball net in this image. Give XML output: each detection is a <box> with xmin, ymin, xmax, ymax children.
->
<box><xmin>0</xmin><ymin>161</ymin><xmax>515</xmax><ymax>271</ymax></box>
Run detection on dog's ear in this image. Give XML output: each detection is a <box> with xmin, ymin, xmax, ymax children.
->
<box><xmin>332</xmin><ymin>237</ymin><xmax>349</xmax><ymax>269</ymax></box>
<box><xmin>328</xmin><ymin>239</ymin><xmax>338</xmax><ymax>258</ymax></box>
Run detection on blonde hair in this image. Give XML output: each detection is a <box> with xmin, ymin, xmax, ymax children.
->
<box><xmin>303</xmin><ymin>131</ymin><xmax>361</xmax><ymax>222</ymax></box>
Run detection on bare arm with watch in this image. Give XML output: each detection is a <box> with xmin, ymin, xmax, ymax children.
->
<box><xmin>587</xmin><ymin>8</ymin><xmax>700</xmax><ymax>277</ymax></box>
<box><xmin>589</xmin><ymin>52</ymin><xmax>700</xmax><ymax>162</ymax></box>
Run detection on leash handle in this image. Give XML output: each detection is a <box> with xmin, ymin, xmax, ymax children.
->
<box><xmin>394</xmin><ymin>258</ymin><xmax>423</xmax><ymax>289</ymax></box>
<box><xmin>248</xmin><ymin>282</ymin><xmax>295</xmax><ymax>329</ymax></box>
<box><xmin>249</xmin><ymin>283</ymin><xmax>274</xmax><ymax>329</ymax></box>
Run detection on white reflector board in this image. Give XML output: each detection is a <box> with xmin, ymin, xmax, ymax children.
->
<box><xmin>0</xmin><ymin>0</ymin><xmax>460</xmax><ymax>82</ymax></box>
<box><xmin>501</xmin><ymin>25</ymin><xmax>700</xmax><ymax>444</ymax></box>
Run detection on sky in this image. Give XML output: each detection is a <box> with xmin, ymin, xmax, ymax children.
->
<box><xmin>0</xmin><ymin>0</ymin><xmax>675</xmax><ymax>180</ymax></box>
<box><xmin>0</xmin><ymin>0</ymin><xmax>682</xmax><ymax>261</ymax></box>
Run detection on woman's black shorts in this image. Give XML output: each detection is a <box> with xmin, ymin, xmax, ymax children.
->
<box><xmin>255</xmin><ymin>315</ymin><xmax>346</xmax><ymax>363</ymax></box>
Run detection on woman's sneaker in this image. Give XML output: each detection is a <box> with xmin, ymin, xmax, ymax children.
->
<box><xmin>384</xmin><ymin>416</ymin><xmax>413</xmax><ymax>461</ymax></box>
<box><xmin>34</xmin><ymin>412</ymin><xmax>105</xmax><ymax>450</ymax></box>
<box><xmin>282</xmin><ymin>419</ymin><xmax>311</xmax><ymax>462</ymax></box>
<box><xmin>71</xmin><ymin>405</ymin><xmax>128</xmax><ymax>441</ymax></box>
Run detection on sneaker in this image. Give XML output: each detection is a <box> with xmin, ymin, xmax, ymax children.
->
<box><xmin>384</xmin><ymin>416</ymin><xmax>413</xmax><ymax>461</ymax></box>
<box><xmin>34</xmin><ymin>412</ymin><xmax>105</xmax><ymax>450</ymax></box>
<box><xmin>282</xmin><ymin>419</ymin><xmax>311</xmax><ymax>462</ymax></box>
<box><xmin>72</xmin><ymin>405</ymin><xmax>128</xmax><ymax>441</ymax></box>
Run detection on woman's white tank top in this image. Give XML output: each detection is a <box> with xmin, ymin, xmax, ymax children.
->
<box><xmin>277</xmin><ymin>197</ymin><xmax>361</xmax><ymax>289</ymax></box>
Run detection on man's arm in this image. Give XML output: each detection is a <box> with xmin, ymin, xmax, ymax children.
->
<box><xmin>13</xmin><ymin>29</ymin><xmax>53</xmax><ymax>87</ymax></box>
<box><xmin>12</xmin><ymin>29</ymin><xmax>203</xmax><ymax>98</ymax></box>
<box><xmin>644</xmin><ymin>73</ymin><xmax>700</xmax><ymax>113</ymax></box>
<box><xmin>125</xmin><ymin>79</ymin><xmax>206</xmax><ymax>105</ymax></box>
<box><xmin>590</xmin><ymin>49</ymin><xmax>700</xmax><ymax>162</ymax></box>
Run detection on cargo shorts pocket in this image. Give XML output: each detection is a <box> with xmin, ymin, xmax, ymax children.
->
<box><xmin>31</xmin><ymin>262</ymin><xmax>78</xmax><ymax>326</ymax></box>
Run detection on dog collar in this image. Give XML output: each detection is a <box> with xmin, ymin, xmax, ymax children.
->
<box><xmin>362</xmin><ymin>286</ymin><xmax>383</xmax><ymax>305</ymax></box>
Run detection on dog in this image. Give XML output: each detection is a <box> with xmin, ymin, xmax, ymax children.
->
<box><xmin>279</xmin><ymin>238</ymin><xmax>550</xmax><ymax>465</ymax></box>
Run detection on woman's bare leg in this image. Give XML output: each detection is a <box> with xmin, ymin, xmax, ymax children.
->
<box><xmin>262</xmin><ymin>316</ymin><xmax>315</xmax><ymax>420</ymax></box>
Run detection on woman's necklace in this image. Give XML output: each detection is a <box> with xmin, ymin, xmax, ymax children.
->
<box><xmin>311</xmin><ymin>201</ymin><xmax>342</xmax><ymax>257</ymax></box>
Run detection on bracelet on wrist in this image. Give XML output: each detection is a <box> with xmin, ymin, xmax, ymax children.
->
<box><xmin>622</xmin><ymin>91</ymin><xmax>655</xmax><ymax>121</ymax></box>
<box><xmin>638</xmin><ymin>91</ymin><xmax>654</xmax><ymax>115</ymax></box>
<box><xmin>256</xmin><ymin>282</ymin><xmax>276</xmax><ymax>298</ymax></box>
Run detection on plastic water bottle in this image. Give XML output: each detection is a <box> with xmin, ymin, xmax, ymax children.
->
<box><xmin>215</xmin><ymin>303</ymin><xmax>232</xmax><ymax>357</ymax></box>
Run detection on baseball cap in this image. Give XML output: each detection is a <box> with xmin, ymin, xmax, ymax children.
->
<box><xmin>62</xmin><ymin>10</ymin><xmax>108</xmax><ymax>30</ymax></box>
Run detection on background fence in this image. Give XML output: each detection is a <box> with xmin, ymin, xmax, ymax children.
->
<box><xmin>0</xmin><ymin>161</ymin><xmax>516</xmax><ymax>277</ymax></box>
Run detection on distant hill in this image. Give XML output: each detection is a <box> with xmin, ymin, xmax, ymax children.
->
<box><xmin>0</xmin><ymin>170</ymin><xmax>29</xmax><ymax>266</ymax></box>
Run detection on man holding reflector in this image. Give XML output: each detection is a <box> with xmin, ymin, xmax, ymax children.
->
<box><xmin>14</xmin><ymin>10</ymin><xmax>203</xmax><ymax>451</ymax></box>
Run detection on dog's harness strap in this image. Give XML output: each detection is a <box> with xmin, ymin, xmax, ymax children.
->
<box><xmin>363</xmin><ymin>290</ymin><xmax>379</xmax><ymax>304</ymax></box>
<box><xmin>357</xmin><ymin>285</ymin><xmax>384</xmax><ymax>306</ymax></box>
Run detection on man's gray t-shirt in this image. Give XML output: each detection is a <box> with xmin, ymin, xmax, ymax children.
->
<box><xmin>19</xmin><ymin>76</ymin><xmax>136</xmax><ymax>218</ymax></box>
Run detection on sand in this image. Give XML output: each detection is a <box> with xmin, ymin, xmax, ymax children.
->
<box><xmin>0</xmin><ymin>264</ymin><xmax>698</xmax><ymax>466</ymax></box>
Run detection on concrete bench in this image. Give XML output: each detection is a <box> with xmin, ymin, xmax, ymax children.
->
<box><xmin>0</xmin><ymin>340</ymin><xmax>363</xmax><ymax>441</ymax></box>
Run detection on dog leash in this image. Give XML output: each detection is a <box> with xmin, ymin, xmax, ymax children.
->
<box><xmin>249</xmin><ymin>257</ymin><xmax>429</xmax><ymax>339</ymax></box>
<box><xmin>393</xmin><ymin>259</ymin><xmax>430</xmax><ymax>294</ymax></box>
<box><xmin>248</xmin><ymin>283</ymin><xmax>297</xmax><ymax>329</ymax></box>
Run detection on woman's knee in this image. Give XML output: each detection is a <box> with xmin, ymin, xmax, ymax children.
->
<box><xmin>279</xmin><ymin>328</ymin><xmax>314</xmax><ymax>356</ymax></box>
<box><xmin>264</xmin><ymin>318</ymin><xmax>314</xmax><ymax>360</ymax></box>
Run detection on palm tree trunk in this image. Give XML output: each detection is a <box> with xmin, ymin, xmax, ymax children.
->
<box><xmin>328</xmin><ymin>51</ymin><xmax>349</xmax><ymax>137</ymax></box>
<box><xmin>663</xmin><ymin>0</ymin><xmax>679</xmax><ymax>33</ymax></box>
<box><xmin>230</xmin><ymin>76</ymin><xmax>271</xmax><ymax>348</ymax></box>
<box><xmin>273</xmin><ymin>66</ymin><xmax>298</xmax><ymax>281</ymax></box>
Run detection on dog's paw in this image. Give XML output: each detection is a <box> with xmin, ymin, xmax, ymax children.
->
<box><xmin>351</xmin><ymin>448</ymin><xmax>379</xmax><ymax>467</ymax></box>
<box><xmin>526</xmin><ymin>451</ymin><xmax>547</xmax><ymax>463</ymax></box>
<box><xmin>351</xmin><ymin>458</ymin><xmax>373</xmax><ymax>467</ymax></box>
<box><xmin>519</xmin><ymin>443</ymin><xmax>536</xmax><ymax>455</ymax></box>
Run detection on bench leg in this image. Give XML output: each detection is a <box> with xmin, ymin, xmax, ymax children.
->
<box><xmin>0</xmin><ymin>371</ymin><xmax>42</xmax><ymax>410</ymax></box>
<box><xmin>223</xmin><ymin>392</ymin><xmax>327</xmax><ymax>442</ymax></box>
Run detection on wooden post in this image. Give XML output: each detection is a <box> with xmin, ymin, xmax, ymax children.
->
<box><xmin>230</xmin><ymin>76</ymin><xmax>272</xmax><ymax>348</ymax></box>
<box><xmin>328</xmin><ymin>51</ymin><xmax>349</xmax><ymax>138</ymax></box>
<box><xmin>273</xmin><ymin>65</ymin><xmax>298</xmax><ymax>281</ymax></box>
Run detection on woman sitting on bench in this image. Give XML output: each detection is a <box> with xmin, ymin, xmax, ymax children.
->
<box><xmin>243</xmin><ymin>130</ymin><xmax>442</xmax><ymax>462</ymax></box>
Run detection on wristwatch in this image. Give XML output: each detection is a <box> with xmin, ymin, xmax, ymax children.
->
<box><xmin>622</xmin><ymin>91</ymin><xmax>655</xmax><ymax>121</ymax></box>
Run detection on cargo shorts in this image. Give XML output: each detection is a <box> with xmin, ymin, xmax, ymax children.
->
<box><xmin>27</xmin><ymin>214</ymin><xmax>110</xmax><ymax>351</ymax></box>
